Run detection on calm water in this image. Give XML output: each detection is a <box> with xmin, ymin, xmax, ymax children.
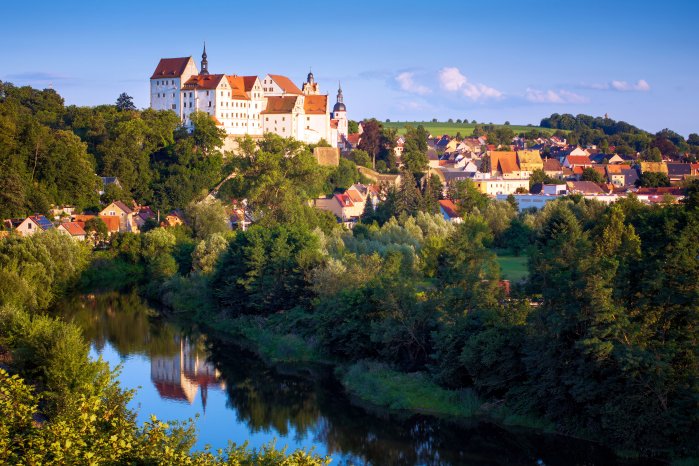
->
<box><xmin>57</xmin><ymin>292</ymin><xmax>656</xmax><ymax>466</ymax></box>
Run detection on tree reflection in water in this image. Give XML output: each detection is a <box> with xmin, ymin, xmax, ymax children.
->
<box><xmin>57</xmin><ymin>292</ymin><xmax>657</xmax><ymax>466</ymax></box>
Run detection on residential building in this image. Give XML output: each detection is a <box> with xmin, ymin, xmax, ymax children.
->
<box><xmin>474</xmin><ymin>178</ymin><xmax>529</xmax><ymax>196</ymax></box>
<box><xmin>100</xmin><ymin>201</ymin><xmax>134</xmax><ymax>233</ymax></box>
<box><xmin>15</xmin><ymin>215</ymin><xmax>53</xmax><ymax>236</ymax></box>
<box><xmin>516</xmin><ymin>150</ymin><xmax>543</xmax><ymax>177</ymax></box>
<box><xmin>490</xmin><ymin>151</ymin><xmax>523</xmax><ymax>179</ymax></box>
<box><xmin>57</xmin><ymin>222</ymin><xmax>86</xmax><ymax>241</ymax></box>
<box><xmin>438</xmin><ymin>199</ymin><xmax>462</xmax><ymax>223</ymax></box>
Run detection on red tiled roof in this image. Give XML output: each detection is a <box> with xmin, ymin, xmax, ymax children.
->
<box><xmin>262</xmin><ymin>96</ymin><xmax>299</xmax><ymax>114</ymax></box>
<box><xmin>303</xmin><ymin>95</ymin><xmax>327</xmax><ymax>114</ymax></box>
<box><xmin>268</xmin><ymin>74</ymin><xmax>303</xmax><ymax>94</ymax></box>
<box><xmin>334</xmin><ymin>193</ymin><xmax>353</xmax><ymax>207</ymax></box>
<box><xmin>566</xmin><ymin>155</ymin><xmax>592</xmax><ymax>166</ymax></box>
<box><xmin>241</xmin><ymin>76</ymin><xmax>258</xmax><ymax>92</ymax></box>
<box><xmin>492</xmin><ymin>151</ymin><xmax>518</xmax><ymax>174</ymax></box>
<box><xmin>543</xmin><ymin>158</ymin><xmax>562</xmax><ymax>171</ymax></box>
<box><xmin>439</xmin><ymin>199</ymin><xmax>459</xmax><ymax>218</ymax></box>
<box><xmin>330</xmin><ymin>119</ymin><xmax>338</xmax><ymax>129</ymax></box>
<box><xmin>226</xmin><ymin>76</ymin><xmax>251</xmax><ymax>100</ymax></box>
<box><xmin>151</xmin><ymin>57</ymin><xmax>191</xmax><ymax>79</ymax></box>
<box><xmin>59</xmin><ymin>222</ymin><xmax>85</xmax><ymax>236</ymax></box>
<box><xmin>573</xmin><ymin>166</ymin><xmax>584</xmax><ymax>175</ymax></box>
<box><xmin>345</xmin><ymin>189</ymin><xmax>364</xmax><ymax>203</ymax></box>
<box><xmin>98</xmin><ymin>215</ymin><xmax>120</xmax><ymax>233</ymax></box>
<box><xmin>182</xmin><ymin>74</ymin><xmax>226</xmax><ymax>90</ymax></box>
<box><xmin>347</xmin><ymin>133</ymin><xmax>360</xmax><ymax>145</ymax></box>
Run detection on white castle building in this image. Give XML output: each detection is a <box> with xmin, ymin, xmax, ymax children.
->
<box><xmin>150</xmin><ymin>45</ymin><xmax>348</xmax><ymax>147</ymax></box>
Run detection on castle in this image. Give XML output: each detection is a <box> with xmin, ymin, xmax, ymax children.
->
<box><xmin>150</xmin><ymin>45</ymin><xmax>347</xmax><ymax>148</ymax></box>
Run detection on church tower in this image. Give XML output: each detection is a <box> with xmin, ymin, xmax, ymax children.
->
<box><xmin>332</xmin><ymin>82</ymin><xmax>348</xmax><ymax>139</ymax></box>
<box><xmin>200</xmin><ymin>43</ymin><xmax>209</xmax><ymax>75</ymax></box>
<box><xmin>301</xmin><ymin>69</ymin><xmax>319</xmax><ymax>95</ymax></box>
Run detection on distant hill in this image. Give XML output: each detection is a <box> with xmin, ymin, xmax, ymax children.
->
<box><xmin>381</xmin><ymin>121</ymin><xmax>558</xmax><ymax>137</ymax></box>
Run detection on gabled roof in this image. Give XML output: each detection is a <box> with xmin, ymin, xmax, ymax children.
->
<box><xmin>28</xmin><ymin>215</ymin><xmax>53</xmax><ymax>230</ymax></box>
<box><xmin>517</xmin><ymin>149</ymin><xmax>543</xmax><ymax>165</ymax></box>
<box><xmin>347</xmin><ymin>133</ymin><xmax>361</xmax><ymax>145</ymax></box>
<box><xmin>639</xmin><ymin>161</ymin><xmax>668</xmax><ymax>174</ymax></box>
<box><xmin>226</xmin><ymin>76</ymin><xmax>251</xmax><ymax>100</ymax></box>
<box><xmin>268</xmin><ymin>74</ymin><xmax>303</xmax><ymax>94</ymax></box>
<box><xmin>491</xmin><ymin>151</ymin><xmax>518</xmax><ymax>174</ymax></box>
<box><xmin>113</xmin><ymin>201</ymin><xmax>133</xmax><ymax>214</ymax></box>
<box><xmin>303</xmin><ymin>95</ymin><xmax>327</xmax><ymax>114</ymax></box>
<box><xmin>182</xmin><ymin>74</ymin><xmax>226</xmax><ymax>90</ymax></box>
<box><xmin>59</xmin><ymin>222</ymin><xmax>86</xmax><ymax>236</ymax></box>
<box><xmin>666</xmin><ymin>162</ymin><xmax>692</xmax><ymax>176</ymax></box>
<box><xmin>622</xmin><ymin>168</ymin><xmax>639</xmax><ymax>186</ymax></box>
<box><xmin>566</xmin><ymin>155</ymin><xmax>592</xmax><ymax>166</ymax></box>
<box><xmin>543</xmin><ymin>158</ymin><xmax>562</xmax><ymax>171</ymax></box>
<box><xmin>605</xmin><ymin>164</ymin><xmax>631</xmax><ymax>174</ymax></box>
<box><xmin>98</xmin><ymin>215</ymin><xmax>120</xmax><ymax>233</ymax></box>
<box><xmin>241</xmin><ymin>76</ymin><xmax>259</xmax><ymax>92</ymax></box>
<box><xmin>334</xmin><ymin>193</ymin><xmax>354</xmax><ymax>207</ymax></box>
<box><xmin>151</xmin><ymin>57</ymin><xmax>192</xmax><ymax>79</ymax></box>
<box><xmin>439</xmin><ymin>199</ymin><xmax>460</xmax><ymax>218</ymax></box>
<box><xmin>345</xmin><ymin>189</ymin><xmax>364</xmax><ymax>203</ymax></box>
<box><xmin>262</xmin><ymin>96</ymin><xmax>299</xmax><ymax>114</ymax></box>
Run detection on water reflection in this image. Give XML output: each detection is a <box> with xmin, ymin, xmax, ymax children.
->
<box><xmin>56</xmin><ymin>293</ymin><xmax>657</xmax><ymax>466</ymax></box>
<box><xmin>151</xmin><ymin>338</ymin><xmax>224</xmax><ymax>409</ymax></box>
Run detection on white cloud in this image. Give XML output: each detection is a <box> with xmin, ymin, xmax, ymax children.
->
<box><xmin>610</xmin><ymin>79</ymin><xmax>651</xmax><ymax>92</ymax></box>
<box><xmin>395</xmin><ymin>72</ymin><xmax>431</xmax><ymax>95</ymax></box>
<box><xmin>581</xmin><ymin>79</ymin><xmax>651</xmax><ymax>92</ymax></box>
<box><xmin>438</xmin><ymin>67</ymin><xmax>502</xmax><ymax>101</ymax></box>
<box><xmin>526</xmin><ymin>88</ymin><xmax>589</xmax><ymax>104</ymax></box>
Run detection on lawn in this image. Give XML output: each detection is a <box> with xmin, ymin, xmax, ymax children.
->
<box><xmin>496</xmin><ymin>255</ymin><xmax>529</xmax><ymax>283</ymax></box>
<box><xmin>382</xmin><ymin>121</ymin><xmax>558</xmax><ymax>138</ymax></box>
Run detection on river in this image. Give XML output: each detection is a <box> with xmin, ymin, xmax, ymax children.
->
<box><xmin>56</xmin><ymin>291</ymin><xmax>657</xmax><ymax>466</ymax></box>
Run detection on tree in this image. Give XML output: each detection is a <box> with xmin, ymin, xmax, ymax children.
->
<box><xmin>636</xmin><ymin>171</ymin><xmax>671</xmax><ymax>187</ymax></box>
<box><xmin>186</xmin><ymin>199</ymin><xmax>230</xmax><ymax>240</ymax></box>
<box><xmin>581</xmin><ymin>167</ymin><xmax>605</xmax><ymax>183</ymax></box>
<box><xmin>348</xmin><ymin>149</ymin><xmax>371</xmax><ymax>167</ymax></box>
<box><xmin>357</xmin><ymin>119</ymin><xmax>387</xmax><ymax>169</ymax></box>
<box><xmin>348</xmin><ymin>120</ymin><xmax>359</xmax><ymax>134</ymax></box>
<box><xmin>84</xmin><ymin>217</ymin><xmax>108</xmax><ymax>243</ymax></box>
<box><xmin>115</xmin><ymin>92</ymin><xmax>136</xmax><ymax>111</ymax></box>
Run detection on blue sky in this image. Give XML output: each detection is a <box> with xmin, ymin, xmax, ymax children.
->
<box><xmin>2</xmin><ymin>0</ymin><xmax>698</xmax><ymax>135</ymax></box>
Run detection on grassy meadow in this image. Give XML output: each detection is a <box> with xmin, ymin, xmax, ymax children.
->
<box><xmin>496</xmin><ymin>255</ymin><xmax>529</xmax><ymax>283</ymax></box>
<box><xmin>382</xmin><ymin>121</ymin><xmax>557</xmax><ymax>137</ymax></box>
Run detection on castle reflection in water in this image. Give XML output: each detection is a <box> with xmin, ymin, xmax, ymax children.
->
<box><xmin>150</xmin><ymin>337</ymin><xmax>225</xmax><ymax>410</ymax></box>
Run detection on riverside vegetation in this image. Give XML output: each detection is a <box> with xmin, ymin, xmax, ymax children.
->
<box><xmin>1</xmin><ymin>82</ymin><xmax>698</xmax><ymax>463</ymax></box>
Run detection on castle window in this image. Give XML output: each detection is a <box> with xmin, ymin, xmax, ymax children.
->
<box><xmin>172</xmin><ymin>104</ymin><xmax>176</xmax><ymax>110</ymax></box>
<box><xmin>206</xmin><ymin>91</ymin><xmax>209</xmax><ymax>96</ymax></box>
<box><xmin>208</xmin><ymin>101</ymin><xmax>211</xmax><ymax>107</ymax></box>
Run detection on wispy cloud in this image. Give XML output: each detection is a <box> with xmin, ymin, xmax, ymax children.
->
<box><xmin>4</xmin><ymin>71</ymin><xmax>73</xmax><ymax>82</ymax></box>
<box><xmin>580</xmin><ymin>79</ymin><xmax>651</xmax><ymax>92</ymax></box>
<box><xmin>525</xmin><ymin>88</ymin><xmax>589</xmax><ymax>104</ymax></box>
<box><xmin>438</xmin><ymin>67</ymin><xmax>502</xmax><ymax>101</ymax></box>
<box><xmin>395</xmin><ymin>71</ymin><xmax>431</xmax><ymax>95</ymax></box>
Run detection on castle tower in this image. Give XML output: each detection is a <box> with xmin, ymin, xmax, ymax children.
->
<box><xmin>301</xmin><ymin>68</ymin><xmax>319</xmax><ymax>95</ymax></box>
<box><xmin>200</xmin><ymin>43</ymin><xmax>209</xmax><ymax>75</ymax></box>
<box><xmin>332</xmin><ymin>82</ymin><xmax>348</xmax><ymax>139</ymax></box>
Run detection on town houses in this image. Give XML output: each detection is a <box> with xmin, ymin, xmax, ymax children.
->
<box><xmin>150</xmin><ymin>45</ymin><xmax>348</xmax><ymax>148</ymax></box>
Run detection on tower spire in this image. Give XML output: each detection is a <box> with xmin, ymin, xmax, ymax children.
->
<box><xmin>201</xmin><ymin>42</ymin><xmax>209</xmax><ymax>75</ymax></box>
<box><xmin>337</xmin><ymin>81</ymin><xmax>343</xmax><ymax>103</ymax></box>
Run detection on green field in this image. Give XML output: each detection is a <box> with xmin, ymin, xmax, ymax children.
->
<box><xmin>382</xmin><ymin>121</ymin><xmax>557</xmax><ymax>137</ymax></box>
<box><xmin>496</xmin><ymin>255</ymin><xmax>529</xmax><ymax>283</ymax></box>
